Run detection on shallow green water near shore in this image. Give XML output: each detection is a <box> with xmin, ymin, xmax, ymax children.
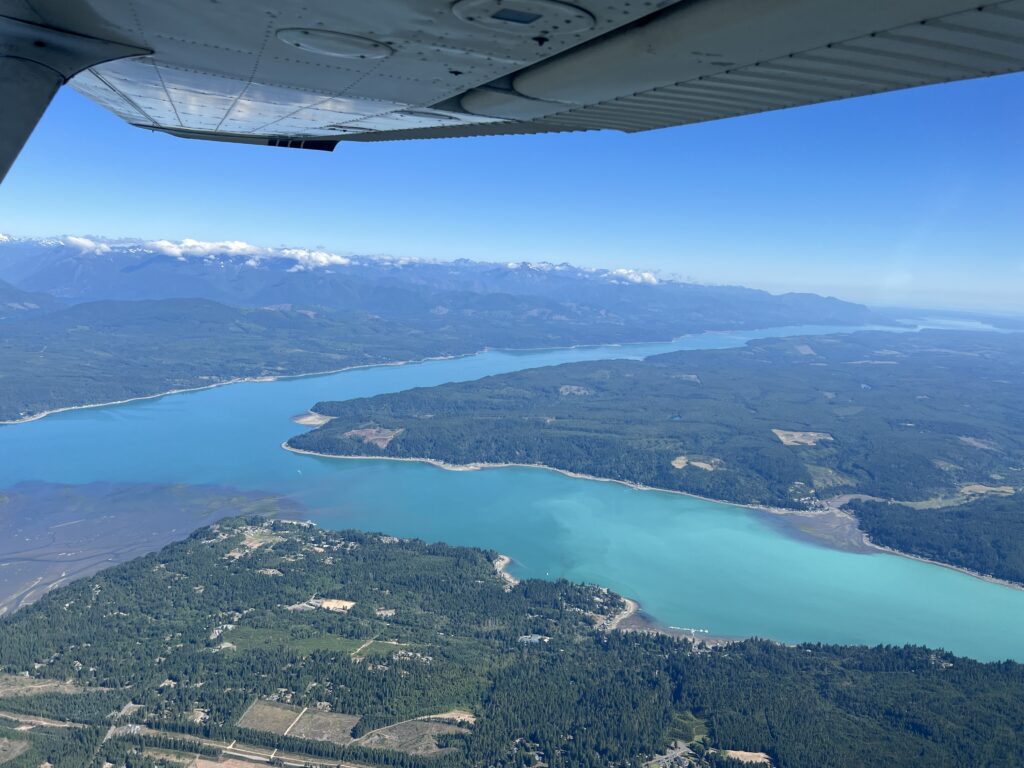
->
<box><xmin>2</xmin><ymin>324</ymin><xmax>1022</xmax><ymax>660</ymax></box>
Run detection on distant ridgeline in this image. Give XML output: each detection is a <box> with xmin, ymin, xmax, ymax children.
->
<box><xmin>289</xmin><ymin>329</ymin><xmax>1024</xmax><ymax>584</ymax></box>
<box><xmin>0</xmin><ymin>516</ymin><xmax>1022</xmax><ymax>768</ymax></box>
<box><xmin>0</xmin><ymin>236</ymin><xmax>878</xmax><ymax>422</ymax></box>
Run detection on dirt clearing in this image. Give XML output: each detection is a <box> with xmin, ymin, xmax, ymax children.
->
<box><xmin>720</xmin><ymin>749</ymin><xmax>772</xmax><ymax>764</ymax></box>
<box><xmin>287</xmin><ymin>710</ymin><xmax>361</xmax><ymax>745</ymax></box>
<box><xmin>671</xmin><ymin>455</ymin><xmax>720</xmax><ymax>471</ymax></box>
<box><xmin>238</xmin><ymin>700</ymin><xmax>361</xmax><ymax>746</ymax></box>
<box><xmin>342</xmin><ymin>427</ymin><xmax>404</xmax><ymax>449</ymax></box>
<box><xmin>0</xmin><ymin>738</ymin><xmax>29</xmax><ymax>764</ymax></box>
<box><xmin>772</xmin><ymin>429</ymin><xmax>833</xmax><ymax>446</ymax></box>
<box><xmin>355</xmin><ymin>720</ymin><xmax>468</xmax><ymax>755</ymax></box>
<box><xmin>237</xmin><ymin>700</ymin><xmax>303</xmax><ymax>734</ymax></box>
<box><xmin>0</xmin><ymin>674</ymin><xmax>84</xmax><ymax>698</ymax></box>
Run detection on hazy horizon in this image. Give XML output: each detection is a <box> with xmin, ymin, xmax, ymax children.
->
<box><xmin>2</xmin><ymin>70</ymin><xmax>1021</xmax><ymax>313</ymax></box>
<box><xmin>2</xmin><ymin>230</ymin><xmax>1020</xmax><ymax>316</ymax></box>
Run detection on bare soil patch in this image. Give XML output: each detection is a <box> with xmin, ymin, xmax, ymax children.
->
<box><xmin>772</xmin><ymin>429</ymin><xmax>833</xmax><ymax>446</ymax></box>
<box><xmin>237</xmin><ymin>700</ymin><xmax>302</xmax><ymax>734</ymax></box>
<box><xmin>356</xmin><ymin>720</ymin><xmax>468</xmax><ymax>755</ymax></box>
<box><xmin>558</xmin><ymin>385</ymin><xmax>592</xmax><ymax>396</ymax></box>
<box><xmin>961</xmin><ymin>483</ymin><xmax>1015</xmax><ymax>496</ymax></box>
<box><xmin>238</xmin><ymin>700</ymin><xmax>361</xmax><ymax>745</ymax></box>
<box><xmin>671</xmin><ymin>455</ymin><xmax>719</xmax><ymax>471</ymax></box>
<box><xmin>420</xmin><ymin>709</ymin><xmax>476</xmax><ymax>725</ymax></box>
<box><xmin>342</xmin><ymin>427</ymin><xmax>404</xmax><ymax>449</ymax></box>
<box><xmin>287</xmin><ymin>710</ymin><xmax>361</xmax><ymax>745</ymax></box>
<box><xmin>959</xmin><ymin>436</ymin><xmax>998</xmax><ymax>450</ymax></box>
<box><xmin>291</xmin><ymin>411</ymin><xmax>334</xmax><ymax>427</ymax></box>
<box><xmin>493</xmin><ymin>554</ymin><xmax>519</xmax><ymax>588</ymax></box>
<box><xmin>318</xmin><ymin>598</ymin><xmax>356</xmax><ymax>613</ymax></box>
<box><xmin>720</xmin><ymin>749</ymin><xmax>772</xmax><ymax>764</ymax></box>
<box><xmin>0</xmin><ymin>674</ymin><xmax>84</xmax><ymax>698</ymax></box>
<box><xmin>0</xmin><ymin>738</ymin><xmax>29</xmax><ymax>764</ymax></box>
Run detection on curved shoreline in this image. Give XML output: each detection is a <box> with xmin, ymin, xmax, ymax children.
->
<box><xmin>280</xmin><ymin>444</ymin><xmax>1024</xmax><ymax>593</ymax></box>
<box><xmin>0</xmin><ymin>356</ymin><xmax>461</xmax><ymax>426</ymax></box>
<box><xmin>493</xmin><ymin>554</ymin><xmax>519</xmax><ymax>587</ymax></box>
<box><xmin>0</xmin><ymin>323</ymin><xmax>883</xmax><ymax>426</ymax></box>
<box><xmin>604</xmin><ymin>596</ymin><xmax>639</xmax><ymax>631</ymax></box>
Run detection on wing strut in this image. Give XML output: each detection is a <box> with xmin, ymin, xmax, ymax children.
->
<box><xmin>0</xmin><ymin>16</ymin><xmax>147</xmax><ymax>183</ymax></box>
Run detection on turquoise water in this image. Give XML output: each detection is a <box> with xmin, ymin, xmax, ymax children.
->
<box><xmin>2</xmin><ymin>324</ymin><xmax>1022</xmax><ymax>661</ymax></box>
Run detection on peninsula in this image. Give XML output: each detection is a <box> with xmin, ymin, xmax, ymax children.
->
<box><xmin>287</xmin><ymin>329</ymin><xmax>1024</xmax><ymax>585</ymax></box>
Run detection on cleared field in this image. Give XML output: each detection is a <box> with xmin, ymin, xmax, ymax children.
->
<box><xmin>237</xmin><ymin>700</ymin><xmax>302</xmax><ymax>734</ymax></box>
<box><xmin>671</xmin><ymin>455</ymin><xmax>719</xmax><ymax>471</ymax></box>
<box><xmin>771</xmin><ymin>429</ymin><xmax>833</xmax><ymax>446</ymax></box>
<box><xmin>0</xmin><ymin>673</ymin><xmax>83</xmax><ymax>698</ymax></box>
<box><xmin>721</xmin><ymin>749</ymin><xmax>773</xmax><ymax>765</ymax></box>
<box><xmin>341</xmin><ymin>427</ymin><xmax>403</xmax><ymax>448</ymax></box>
<box><xmin>357</xmin><ymin>640</ymin><xmax>404</xmax><ymax>658</ymax></box>
<box><xmin>227</xmin><ymin>626</ymin><xmax>364</xmax><ymax>654</ymax></box>
<box><xmin>141</xmin><ymin>747</ymin><xmax>195</xmax><ymax>766</ymax></box>
<box><xmin>0</xmin><ymin>738</ymin><xmax>29</xmax><ymax>764</ymax></box>
<box><xmin>238</xmin><ymin>700</ymin><xmax>361</xmax><ymax>746</ymax></box>
<box><xmin>356</xmin><ymin>720</ymin><xmax>468</xmax><ymax>755</ymax></box>
<box><xmin>288</xmin><ymin>710</ymin><xmax>361</xmax><ymax>745</ymax></box>
<box><xmin>422</xmin><ymin>709</ymin><xmax>476</xmax><ymax>724</ymax></box>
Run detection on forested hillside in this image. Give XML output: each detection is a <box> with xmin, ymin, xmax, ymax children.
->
<box><xmin>0</xmin><ymin>294</ymin><xmax>690</xmax><ymax>423</ymax></box>
<box><xmin>1</xmin><ymin>516</ymin><xmax>1022</xmax><ymax>768</ymax></box>
<box><xmin>289</xmin><ymin>329</ymin><xmax>1024</xmax><ymax>582</ymax></box>
<box><xmin>0</xmin><ymin>236</ymin><xmax>876</xmax><ymax>331</ymax></box>
<box><xmin>0</xmin><ymin>234</ymin><xmax>889</xmax><ymax>422</ymax></box>
<box><xmin>0</xmin><ymin>278</ymin><xmax>60</xmax><ymax>320</ymax></box>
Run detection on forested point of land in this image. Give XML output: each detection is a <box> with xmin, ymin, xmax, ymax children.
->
<box><xmin>0</xmin><ymin>515</ymin><xmax>1022</xmax><ymax>767</ymax></box>
<box><xmin>0</xmin><ymin>246</ymin><xmax>879</xmax><ymax>423</ymax></box>
<box><xmin>290</xmin><ymin>329</ymin><xmax>1024</xmax><ymax>583</ymax></box>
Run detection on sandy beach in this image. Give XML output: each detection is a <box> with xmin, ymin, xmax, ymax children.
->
<box><xmin>493</xmin><ymin>554</ymin><xmax>519</xmax><ymax>587</ymax></box>
<box><xmin>291</xmin><ymin>411</ymin><xmax>335</xmax><ymax>427</ymax></box>
<box><xmin>605</xmin><ymin>596</ymin><xmax>639</xmax><ymax>630</ymax></box>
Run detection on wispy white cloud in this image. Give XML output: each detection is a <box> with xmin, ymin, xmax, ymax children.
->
<box><xmin>280</xmin><ymin>248</ymin><xmax>351</xmax><ymax>270</ymax></box>
<box><xmin>66</xmin><ymin>236</ymin><xmax>111</xmax><ymax>254</ymax></box>
<box><xmin>145</xmin><ymin>238</ymin><xmax>352</xmax><ymax>270</ymax></box>
<box><xmin>607</xmin><ymin>268</ymin><xmax>658</xmax><ymax>285</ymax></box>
<box><xmin>147</xmin><ymin>238</ymin><xmax>263</xmax><ymax>260</ymax></box>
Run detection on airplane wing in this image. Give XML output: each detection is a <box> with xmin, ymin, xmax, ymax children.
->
<box><xmin>2</xmin><ymin>0</ymin><xmax>1024</xmax><ymax>179</ymax></box>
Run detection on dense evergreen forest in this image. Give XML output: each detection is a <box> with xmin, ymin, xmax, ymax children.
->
<box><xmin>850</xmin><ymin>494</ymin><xmax>1024</xmax><ymax>583</ymax></box>
<box><xmin>290</xmin><ymin>329</ymin><xmax>1024</xmax><ymax>582</ymax></box>
<box><xmin>0</xmin><ymin>235</ymin><xmax>880</xmax><ymax>424</ymax></box>
<box><xmin>0</xmin><ymin>293</ymin><xmax>868</xmax><ymax>424</ymax></box>
<box><xmin>0</xmin><ymin>517</ymin><xmax>1022</xmax><ymax>767</ymax></box>
<box><xmin>0</xmin><ymin>296</ymin><xmax>632</xmax><ymax>423</ymax></box>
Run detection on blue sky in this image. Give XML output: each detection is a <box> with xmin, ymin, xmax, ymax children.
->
<box><xmin>1</xmin><ymin>72</ymin><xmax>1021</xmax><ymax>311</ymax></box>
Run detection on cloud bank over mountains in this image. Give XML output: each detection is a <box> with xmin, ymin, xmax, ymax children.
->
<box><xmin>3</xmin><ymin>234</ymin><xmax>668</xmax><ymax>284</ymax></box>
<box><xmin>146</xmin><ymin>239</ymin><xmax>353</xmax><ymax>271</ymax></box>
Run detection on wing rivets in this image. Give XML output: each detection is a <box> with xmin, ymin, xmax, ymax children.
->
<box><xmin>275</xmin><ymin>29</ymin><xmax>394</xmax><ymax>60</ymax></box>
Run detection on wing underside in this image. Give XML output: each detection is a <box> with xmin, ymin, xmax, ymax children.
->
<box><xmin>5</xmin><ymin>0</ymin><xmax>1024</xmax><ymax>152</ymax></box>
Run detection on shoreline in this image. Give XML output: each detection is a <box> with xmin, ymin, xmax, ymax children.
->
<box><xmin>493</xmin><ymin>554</ymin><xmax>519</xmax><ymax>587</ymax></box>
<box><xmin>604</xmin><ymin>596</ymin><xmax>639</xmax><ymax>631</ymax></box>
<box><xmin>280</xmin><ymin>444</ymin><xmax>1024</xmax><ymax>593</ymax></box>
<box><xmin>291</xmin><ymin>411</ymin><xmax>335</xmax><ymax>427</ymax></box>
<box><xmin>864</xmin><ymin>539</ymin><xmax>1024</xmax><ymax>592</ymax></box>
<box><xmin>0</xmin><ymin>355</ymin><xmax>463</xmax><ymax>426</ymax></box>
<box><xmin>0</xmin><ymin>322</ymin><xmax>888</xmax><ymax>427</ymax></box>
